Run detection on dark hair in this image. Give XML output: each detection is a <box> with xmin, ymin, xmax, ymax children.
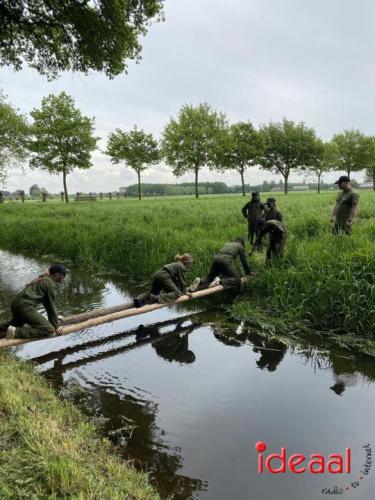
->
<box><xmin>49</xmin><ymin>263</ymin><xmax>67</xmax><ymax>276</ymax></box>
<box><xmin>234</xmin><ymin>237</ymin><xmax>245</xmax><ymax>247</ymax></box>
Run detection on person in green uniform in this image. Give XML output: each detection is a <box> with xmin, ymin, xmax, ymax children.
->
<box><xmin>2</xmin><ymin>264</ymin><xmax>67</xmax><ymax>340</ymax></box>
<box><xmin>197</xmin><ymin>238</ymin><xmax>251</xmax><ymax>291</ymax></box>
<box><xmin>264</xmin><ymin>197</ymin><xmax>283</xmax><ymax>222</ymax></box>
<box><xmin>242</xmin><ymin>192</ymin><xmax>265</xmax><ymax>245</ymax></box>
<box><xmin>133</xmin><ymin>254</ymin><xmax>194</xmax><ymax>307</ymax></box>
<box><xmin>250</xmin><ymin>220</ymin><xmax>286</xmax><ymax>265</ymax></box>
<box><xmin>331</xmin><ymin>176</ymin><xmax>360</xmax><ymax>235</ymax></box>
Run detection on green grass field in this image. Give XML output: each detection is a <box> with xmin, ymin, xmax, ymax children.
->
<box><xmin>1</xmin><ymin>191</ymin><xmax>375</xmax><ymax>339</ymax></box>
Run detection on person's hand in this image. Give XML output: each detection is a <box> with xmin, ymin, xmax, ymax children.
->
<box><xmin>55</xmin><ymin>326</ymin><xmax>64</xmax><ymax>336</ymax></box>
<box><xmin>58</xmin><ymin>315</ymin><xmax>65</xmax><ymax>323</ymax></box>
<box><xmin>346</xmin><ymin>218</ymin><xmax>353</xmax><ymax>227</ymax></box>
<box><xmin>186</xmin><ymin>291</ymin><xmax>193</xmax><ymax>298</ymax></box>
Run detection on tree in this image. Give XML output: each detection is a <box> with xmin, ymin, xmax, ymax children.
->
<box><xmin>258</xmin><ymin>119</ymin><xmax>320</xmax><ymax>194</ymax></box>
<box><xmin>0</xmin><ymin>91</ymin><xmax>29</xmax><ymax>186</ymax></box>
<box><xmin>29</xmin><ymin>92</ymin><xmax>98</xmax><ymax>203</ymax></box>
<box><xmin>215</xmin><ymin>122</ymin><xmax>264</xmax><ymax>196</ymax></box>
<box><xmin>0</xmin><ymin>0</ymin><xmax>163</xmax><ymax>79</ymax></box>
<box><xmin>309</xmin><ymin>140</ymin><xmax>338</xmax><ymax>194</ymax></box>
<box><xmin>105</xmin><ymin>126</ymin><xmax>159</xmax><ymax>200</ymax></box>
<box><xmin>29</xmin><ymin>183</ymin><xmax>41</xmax><ymax>197</ymax></box>
<box><xmin>364</xmin><ymin>136</ymin><xmax>375</xmax><ymax>190</ymax></box>
<box><xmin>162</xmin><ymin>103</ymin><xmax>227</xmax><ymax>198</ymax></box>
<box><xmin>331</xmin><ymin>129</ymin><xmax>369</xmax><ymax>177</ymax></box>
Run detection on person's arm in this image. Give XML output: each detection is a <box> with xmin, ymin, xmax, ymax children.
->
<box><xmin>42</xmin><ymin>281</ymin><xmax>59</xmax><ymax>329</ymax></box>
<box><xmin>278</xmin><ymin>211</ymin><xmax>283</xmax><ymax>222</ymax></box>
<box><xmin>239</xmin><ymin>246</ymin><xmax>251</xmax><ymax>275</ymax></box>
<box><xmin>331</xmin><ymin>195</ymin><xmax>339</xmax><ymax>222</ymax></box>
<box><xmin>346</xmin><ymin>194</ymin><xmax>360</xmax><ymax>227</ymax></box>
<box><xmin>242</xmin><ymin>202</ymin><xmax>249</xmax><ymax>218</ymax></box>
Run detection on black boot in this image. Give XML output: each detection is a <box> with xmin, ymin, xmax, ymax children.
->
<box><xmin>133</xmin><ymin>294</ymin><xmax>150</xmax><ymax>308</ymax></box>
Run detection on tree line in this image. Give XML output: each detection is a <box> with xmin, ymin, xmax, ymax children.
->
<box><xmin>1</xmin><ymin>92</ymin><xmax>375</xmax><ymax>202</ymax></box>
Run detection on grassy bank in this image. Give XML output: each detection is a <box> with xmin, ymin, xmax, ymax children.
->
<box><xmin>1</xmin><ymin>192</ymin><xmax>375</xmax><ymax>338</ymax></box>
<box><xmin>0</xmin><ymin>351</ymin><xmax>158</xmax><ymax>498</ymax></box>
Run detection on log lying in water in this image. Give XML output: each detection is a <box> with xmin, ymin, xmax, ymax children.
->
<box><xmin>62</xmin><ymin>301</ymin><xmax>135</xmax><ymax>325</ymax></box>
<box><xmin>0</xmin><ymin>277</ymin><xmax>251</xmax><ymax>349</ymax></box>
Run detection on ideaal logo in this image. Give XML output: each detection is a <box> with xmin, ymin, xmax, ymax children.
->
<box><xmin>255</xmin><ymin>441</ymin><xmax>372</xmax><ymax>495</ymax></box>
<box><xmin>255</xmin><ymin>441</ymin><xmax>351</xmax><ymax>474</ymax></box>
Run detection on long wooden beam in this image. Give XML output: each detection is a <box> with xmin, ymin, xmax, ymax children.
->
<box><xmin>0</xmin><ymin>280</ymin><xmax>246</xmax><ymax>349</ymax></box>
<box><xmin>62</xmin><ymin>301</ymin><xmax>135</xmax><ymax>325</ymax></box>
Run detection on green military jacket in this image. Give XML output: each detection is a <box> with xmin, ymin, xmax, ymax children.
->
<box><xmin>265</xmin><ymin>209</ymin><xmax>282</xmax><ymax>222</ymax></box>
<box><xmin>13</xmin><ymin>276</ymin><xmax>59</xmax><ymax>328</ymax></box>
<box><xmin>160</xmin><ymin>262</ymin><xmax>187</xmax><ymax>291</ymax></box>
<box><xmin>217</xmin><ymin>242</ymin><xmax>250</xmax><ymax>274</ymax></box>
<box><xmin>256</xmin><ymin>220</ymin><xmax>285</xmax><ymax>243</ymax></box>
<box><xmin>335</xmin><ymin>188</ymin><xmax>359</xmax><ymax>221</ymax></box>
<box><xmin>242</xmin><ymin>200</ymin><xmax>264</xmax><ymax>221</ymax></box>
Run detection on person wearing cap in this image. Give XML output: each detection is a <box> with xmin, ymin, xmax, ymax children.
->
<box><xmin>1</xmin><ymin>264</ymin><xmax>67</xmax><ymax>340</ymax></box>
<box><xmin>250</xmin><ymin>220</ymin><xmax>286</xmax><ymax>265</ymax></box>
<box><xmin>133</xmin><ymin>254</ymin><xmax>194</xmax><ymax>307</ymax></box>
<box><xmin>197</xmin><ymin>238</ymin><xmax>251</xmax><ymax>291</ymax></box>
<box><xmin>242</xmin><ymin>192</ymin><xmax>265</xmax><ymax>245</ymax></box>
<box><xmin>331</xmin><ymin>176</ymin><xmax>360</xmax><ymax>235</ymax></box>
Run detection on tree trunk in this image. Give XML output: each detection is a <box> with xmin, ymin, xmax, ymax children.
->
<box><xmin>137</xmin><ymin>170</ymin><xmax>142</xmax><ymax>200</ymax></box>
<box><xmin>195</xmin><ymin>167</ymin><xmax>199</xmax><ymax>199</ymax></box>
<box><xmin>373</xmin><ymin>172</ymin><xmax>375</xmax><ymax>191</ymax></box>
<box><xmin>63</xmin><ymin>170</ymin><xmax>69</xmax><ymax>203</ymax></box>
<box><xmin>317</xmin><ymin>173</ymin><xmax>321</xmax><ymax>194</ymax></box>
<box><xmin>240</xmin><ymin>167</ymin><xmax>245</xmax><ymax>196</ymax></box>
<box><xmin>283</xmin><ymin>174</ymin><xmax>288</xmax><ymax>194</ymax></box>
<box><xmin>347</xmin><ymin>168</ymin><xmax>351</xmax><ymax>177</ymax></box>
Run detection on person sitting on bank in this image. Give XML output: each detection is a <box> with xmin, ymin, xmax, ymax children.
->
<box><xmin>250</xmin><ymin>220</ymin><xmax>286</xmax><ymax>265</ymax></box>
<box><xmin>1</xmin><ymin>264</ymin><xmax>67</xmax><ymax>340</ymax></box>
<box><xmin>264</xmin><ymin>197</ymin><xmax>283</xmax><ymax>222</ymax></box>
<box><xmin>241</xmin><ymin>192</ymin><xmax>265</xmax><ymax>245</ymax></box>
<box><xmin>194</xmin><ymin>238</ymin><xmax>251</xmax><ymax>291</ymax></box>
<box><xmin>134</xmin><ymin>254</ymin><xmax>194</xmax><ymax>308</ymax></box>
<box><xmin>331</xmin><ymin>176</ymin><xmax>360</xmax><ymax>235</ymax></box>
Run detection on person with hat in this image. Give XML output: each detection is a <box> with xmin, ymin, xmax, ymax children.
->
<box><xmin>133</xmin><ymin>254</ymin><xmax>195</xmax><ymax>307</ymax></box>
<box><xmin>196</xmin><ymin>238</ymin><xmax>252</xmax><ymax>291</ymax></box>
<box><xmin>264</xmin><ymin>198</ymin><xmax>283</xmax><ymax>222</ymax></box>
<box><xmin>242</xmin><ymin>192</ymin><xmax>265</xmax><ymax>245</ymax></box>
<box><xmin>250</xmin><ymin>220</ymin><xmax>286</xmax><ymax>265</ymax></box>
<box><xmin>1</xmin><ymin>264</ymin><xmax>67</xmax><ymax>340</ymax></box>
<box><xmin>331</xmin><ymin>176</ymin><xmax>360</xmax><ymax>235</ymax></box>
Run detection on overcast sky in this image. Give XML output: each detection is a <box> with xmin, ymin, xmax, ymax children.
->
<box><xmin>1</xmin><ymin>0</ymin><xmax>374</xmax><ymax>192</ymax></box>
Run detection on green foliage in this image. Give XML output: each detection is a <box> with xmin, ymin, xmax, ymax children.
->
<box><xmin>29</xmin><ymin>92</ymin><xmax>98</xmax><ymax>202</ymax></box>
<box><xmin>215</xmin><ymin>121</ymin><xmax>264</xmax><ymax>196</ymax></box>
<box><xmin>331</xmin><ymin>129</ymin><xmax>369</xmax><ymax>176</ymax></box>
<box><xmin>1</xmin><ymin>191</ymin><xmax>375</xmax><ymax>339</ymax></box>
<box><xmin>0</xmin><ymin>0</ymin><xmax>164</xmax><ymax>79</ymax></box>
<box><xmin>106</xmin><ymin>126</ymin><xmax>159</xmax><ymax>200</ymax></box>
<box><xmin>162</xmin><ymin>103</ymin><xmax>227</xmax><ymax>198</ymax></box>
<box><xmin>0</xmin><ymin>352</ymin><xmax>158</xmax><ymax>499</ymax></box>
<box><xmin>258</xmin><ymin>118</ymin><xmax>321</xmax><ymax>194</ymax></box>
<box><xmin>0</xmin><ymin>91</ymin><xmax>29</xmax><ymax>185</ymax></box>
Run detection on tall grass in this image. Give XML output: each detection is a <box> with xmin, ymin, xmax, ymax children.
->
<box><xmin>1</xmin><ymin>191</ymin><xmax>374</xmax><ymax>336</ymax></box>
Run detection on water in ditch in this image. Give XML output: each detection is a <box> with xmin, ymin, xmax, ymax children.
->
<box><xmin>1</xmin><ymin>249</ymin><xmax>375</xmax><ymax>500</ymax></box>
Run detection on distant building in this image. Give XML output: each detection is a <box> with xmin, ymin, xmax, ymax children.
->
<box><xmin>290</xmin><ymin>185</ymin><xmax>309</xmax><ymax>191</ymax></box>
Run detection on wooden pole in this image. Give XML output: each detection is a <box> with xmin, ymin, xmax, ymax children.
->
<box><xmin>0</xmin><ymin>278</ymin><xmax>251</xmax><ymax>350</ymax></box>
<box><xmin>62</xmin><ymin>301</ymin><xmax>135</xmax><ymax>325</ymax></box>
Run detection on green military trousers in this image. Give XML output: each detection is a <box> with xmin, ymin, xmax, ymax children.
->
<box><xmin>136</xmin><ymin>270</ymin><xmax>183</xmax><ymax>305</ymax></box>
<box><xmin>10</xmin><ymin>300</ymin><xmax>55</xmax><ymax>338</ymax></box>
<box><xmin>200</xmin><ymin>255</ymin><xmax>241</xmax><ymax>290</ymax></box>
<box><xmin>266</xmin><ymin>233</ymin><xmax>286</xmax><ymax>265</ymax></box>
<box><xmin>332</xmin><ymin>218</ymin><xmax>352</xmax><ymax>236</ymax></box>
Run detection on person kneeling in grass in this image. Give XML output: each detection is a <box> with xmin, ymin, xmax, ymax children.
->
<box><xmin>0</xmin><ymin>264</ymin><xmax>67</xmax><ymax>340</ymax></box>
<box><xmin>133</xmin><ymin>254</ymin><xmax>195</xmax><ymax>308</ymax></box>
<box><xmin>192</xmin><ymin>238</ymin><xmax>252</xmax><ymax>292</ymax></box>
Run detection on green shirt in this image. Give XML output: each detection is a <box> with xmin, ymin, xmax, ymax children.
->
<box><xmin>335</xmin><ymin>188</ymin><xmax>359</xmax><ymax>220</ymax></box>
<box><xmin>13</xmin><ymin>276</ymin><xmax>59</xmax><ymax>328</ymax></box>
<box><xmin>256</xmin><ymin>220</ymin><xmax>285</xmax><ymax>244</ymax></box>
<box><xmin>159</xmin><ymin>262</ymin><xmax>187</xmax><ymax>291</ymax></box>
<box><xmin>242</xmin><ymin>200</ymin><xmax>264</xmax><ymax>221</ymax></box>
<box><xmin>265</xmin><ymin>209</ymin><xmax>282</xmax><ymax>222</ymax></box>
<box><xmin>217</xmin><ymin>242</ymin><xmax>250</xmax><ymax>274</ymax></box>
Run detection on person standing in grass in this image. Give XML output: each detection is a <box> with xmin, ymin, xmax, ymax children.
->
<box><xmin>331</xmin><ymin>176</ymin><xmax>360</xmax><ymax>235</ymax></box>
<box><xmin>133</xmin><ymin>254</ymin><xmax>194</xmax><ymax>307</ymax></box>
<box><xmin>1</xmin><ymin>264</ymin><xmax>67</xmax><ymax>340</ymax></box>
<box><xmin>196</xmin><ymin>238</ymin><xmax>252</xmax><ymax>291</ymax></box>
<box><xmin>264</xmin><ymin>197</ymin><xmax>283</xmax><ymax>222</ymax></box>
<box><xmin>242</xmin><ymin>192</ymin><xmax>265</xmax><ymax>246</ymax></box>
<box><xmin>250</xmin><ymin>220</ymin><xmax>286</xmax><ymax>265</ymax></box>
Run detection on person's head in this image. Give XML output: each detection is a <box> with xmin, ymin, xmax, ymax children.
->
<box><xmin>175</xmin><ymin>254</ymin><xmax>193</xmax><ymax>269</ymax></box>
<box><xmin>265</xmin><ymin>197</ymin><xmax>276</xmax><ymax>210</ymax></box>
<box><xmin>49</xmin><ymin>263</ymin><xmax>67</xmax><ymax>283</ymax></box>
<box><xmin>234</xmin><ymin>237</ymin><xmax>245</xmax><ymax>248</ymax></box>
<box><xmin>251</xmin><ymin>191</ymin><xmax>260</xmax><ymax>201</ymax></box>
<box><xmin>335</xmin><ymin>175</ymin><xmax>351</xmax><ymax>191</ymax></box>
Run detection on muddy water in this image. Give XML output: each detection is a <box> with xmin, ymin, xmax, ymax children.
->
<box><xmin>1</xmin><ymin>249</ymin><xmax>375</xmax><ymax>500</ymax></box>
